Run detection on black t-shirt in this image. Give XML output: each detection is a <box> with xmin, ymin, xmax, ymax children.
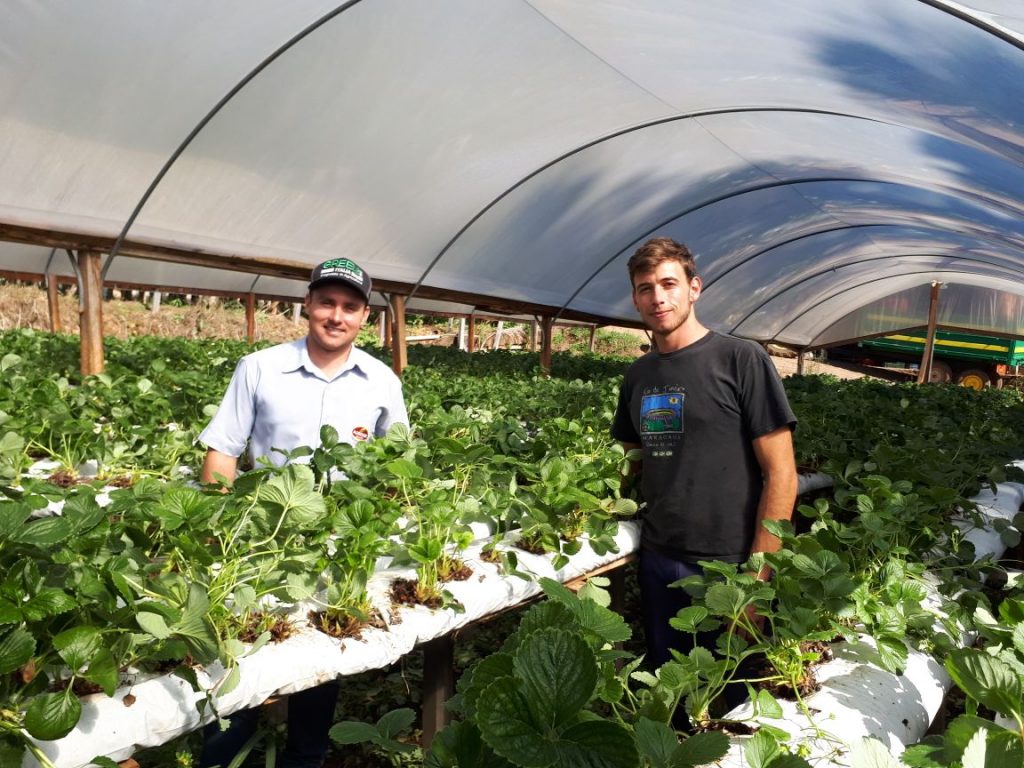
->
<box><xmin>612</xmin><ymin>331</ymin><xmax>796</xmax><ymax>564</ymax></box>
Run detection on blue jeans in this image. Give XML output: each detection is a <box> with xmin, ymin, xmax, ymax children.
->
<box><xmin>638</xmin><ymin>548</ymin><xmax>749</xmax><ymax>720</ymax></box>
<box><xmin>637</xmin><ymin>547</ymin><xmax>706</xmax><ymax>670</ymax></box>
<box><xmin>199</xmin><ymin>680</ymin><xmax>340</xmax><ymax>768</ymax></box>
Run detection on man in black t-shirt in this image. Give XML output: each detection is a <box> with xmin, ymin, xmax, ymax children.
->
<box><xmin>612</xmin><ymin>237</ymin><xmax>797</xmax><ymax>675</ymax></box>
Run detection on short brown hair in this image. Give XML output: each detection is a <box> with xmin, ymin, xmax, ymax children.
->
<box><xmin>627</xmin><ymin>237</ymin><xmax>697</xmax><ymax>286</ymax></box>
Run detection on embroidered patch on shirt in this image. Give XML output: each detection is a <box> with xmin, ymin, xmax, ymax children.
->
<box><xmin>352</xmin><ymin>426</ymin><xmax>370</xmax><ymax>441</ymax></box>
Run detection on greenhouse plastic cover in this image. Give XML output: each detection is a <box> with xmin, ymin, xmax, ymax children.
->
<box><xmin>2</xmin><ymin>1</ymin><xmax>1024</xmax><ymax>345</ymax></box>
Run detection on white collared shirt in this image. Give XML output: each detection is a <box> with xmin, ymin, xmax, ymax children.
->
<box><xmin>198</xmin><ymin>338</ymin><xmax>408</xmax><ymax>467</ymax></box>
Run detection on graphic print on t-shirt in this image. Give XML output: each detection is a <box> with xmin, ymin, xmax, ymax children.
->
<box><xmin>639</xmin><ymin>387</ymin><xmax>684</xmax><ymax>458</ymax></box>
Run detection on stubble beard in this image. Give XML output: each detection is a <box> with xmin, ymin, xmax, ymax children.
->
<box><xmin>649</xmin><ymin>304</ymin><xmax>690</xmax><ymax>341</ymax></box>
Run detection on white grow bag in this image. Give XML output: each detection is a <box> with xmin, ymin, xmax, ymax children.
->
<box><xmin>719</xmin><ymin>474</ymin><xmax>1024</xmax><ymax>767</ymax></box>
<box><xmin>23</xmin><ymin>523</ymin><xmax>642</xmax><ymax>768</ymax></box>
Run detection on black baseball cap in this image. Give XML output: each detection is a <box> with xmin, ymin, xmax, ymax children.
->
<box><xmin>308</xmin><ymin>258</ymin><xmax>372</xmax><ymax>303</ymax></box>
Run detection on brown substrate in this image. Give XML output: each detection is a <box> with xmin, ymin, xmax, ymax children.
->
<box><xmin>238</xmin><ymin>612</ymin><xmax>295</xmax><ymax>643</ymax></box>
<box><xmin>515</xmin><ymin>536</ymin><xmax>547</xmax><ymax>555</ymax></box>
<box><xmin>439</xmin><ymin>560</ymin><xmax>473</xmax><ymax>582</ymax></box>
<box><xmin>754</xmin><ymin>640</ymin><xmax>833</xmax><ymax>699</ymax></box>
<box><xmin>309</xmin><ymin>608</ymin><xmax>386</xmax><ymax>640</ymax></box>
<box><xmin>479</xmin><ymin>548</ymin><xmax>502</xmax><ymax>564</ymax></box>
<box><xmin>390</xmin><ymin>577</ymin><xmax>442</xmax><ymax>609</ymax></box>
<box><xmin>699</xmin><ymin>720</ymin><xmax>757</xmax><ymax>736</ymax></box>
<box><xmin>47</xmin><ymin>469</ymin><xmax>79</xmax><ymax>487</ymax></box>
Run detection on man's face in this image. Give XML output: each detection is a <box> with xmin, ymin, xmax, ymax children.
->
<box><xmin>631</xmin><ymin>260</ymin><xmax>700</xmax><ymax>336</ymax></box>
<box><xmin>304</xmin><ymin>283</ymin><xmax>370</xmax><ymax>356</ymax></box>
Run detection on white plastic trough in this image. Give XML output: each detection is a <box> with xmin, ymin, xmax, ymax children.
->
<box><xmin>719</xmin><ymin>475</ymin><xmax>1024</xmax><ymax>767</ymax></box>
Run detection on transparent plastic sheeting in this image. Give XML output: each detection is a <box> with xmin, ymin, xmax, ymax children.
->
<box><xmin>816</xmin><ymin>283</ymin><xmax>1024</xmax><ymax>349</ymax></box>
<box><xmin>717</xmin><ymin>470</ymin><xmax>1024</xmax><ymax>766</ymax></box>
<box><xmin>22</xmin><ymin>523</ymin><xmax>642</xmax><ymax>768</ymax></box>
<box><xmin>3</xmin><ymin>1</ymin><xmax>1024</xmax><ymax>346</ymax></box>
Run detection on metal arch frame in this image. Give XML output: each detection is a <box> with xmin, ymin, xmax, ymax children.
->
<box><xmin>741</xmin><ymin>267</ymin><xmax>1024</xmax><ymax>344</ymax></box>
<box><xmin>700</xmin><ymin>218</ymin><xmax>1024</xmax><ymax>291</ymax></box>
<box><xmin>553</xmin><ymin>174</ymin><xmax>1024</xmax><ymax>322</ymax></box>
<box><xmin>724</xmin><ymin>250</ymin><xmax>1024</xmax><ymax>335</ymax></box>
<box><xmin>95</xmin><ymin>6</ymin><xmax>1024</xmax><ymax>320</ymax></box>
<box><xmin>102</xmin><ymin>0</ymin><xmax>367</xmax><ymax>280</ymax></box>
<box><xmin>921</xmin><ymin>0</ymin><xmax>1024</xmax><ymax>49</ymax></box>
<box><xmin>406</xmin><ymin>103</ymin><xmax>1020</xmax><ymax>303</ymax></box>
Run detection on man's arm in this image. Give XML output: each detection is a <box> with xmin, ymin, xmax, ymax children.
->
<box><xmin>201</xmin><ymin>448</ymin><xmax>239</xmax><ymax>488</ymax></box>
<box><xmin>750</xmin><ymin>425</ymin><xmax>798</xmax><ymax>570</ymax></box>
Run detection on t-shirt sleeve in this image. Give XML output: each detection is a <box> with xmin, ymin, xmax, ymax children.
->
<box><xmin>197</xmin><ymin>357</ymin><xmax>257</xmax><ymax>457</ymax></box>
<box><xmin>611</xmin><ymin>377</ymin><xmax>640</xmax><ymax>443</ymax></box>
<box><xmin>739</xmin><ymin>344</ymin><xmax>797</xmax><ymax>439</ymax></box>
<box><xmin>374</xmin><ymin>373</ymin><xmax>409</xmax><ymax>437</ymax></box>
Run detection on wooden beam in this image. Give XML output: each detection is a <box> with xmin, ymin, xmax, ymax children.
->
<box><xmin>77</xmin><ymin>250</ymin><xmax>104</xmax><ymax>375</ymax></box>
<box><xmin>0</xmin><ymin>224</ymin><xmax>643</xmax><ymax>327</ymax></box>
<box><xmin>540</xmin><ymin>316</ymin><xmax>554</xmax><ymax>375</ymax></box>
<box><xmin>45</xmin><ymin>273</ymin><xmax>62</xmax><ymax>333</ymax></box>
<box><xmin>245</xmin><ymin>293</ymin><xmax>256</xmax><ymax>344</ymax></box>
<box><xmin>530</xmin><ymin>319</ymin><xmax>539</xmax><ymax>352</ymax></box>
<box><xmin>916</xmin><ymin>282</ymin><xmax>941</xmax><ymax>384</ymax></box>
<box><xmin>390</xmin><ymin>294</ymin><xmax>408</xmax><ymax>375</ymax></box>
<box><xmin>467</xmin><ymin>314</ymin><xmax>477</xmax><ymax>353</ymax></box>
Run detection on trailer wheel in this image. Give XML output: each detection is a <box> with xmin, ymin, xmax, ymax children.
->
<box><xmin>956</xmin><ymin>368</ymin><xmax>990</xmax><ymax>389</ymax></box>
<box><xmin>929</xmin><ymin>361</ymin><xmax>953</xmax><ymax>383</ymax></box>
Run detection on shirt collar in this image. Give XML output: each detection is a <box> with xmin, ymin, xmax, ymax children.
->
<box><xmin>284</xmin><ymin>338</ymin><xmax>368</xmax><ymax>380</ymax></box>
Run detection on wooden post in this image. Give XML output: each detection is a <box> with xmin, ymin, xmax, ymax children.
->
<box><xmin>150</xmin><ymin>289</ymin><xmax>161</xmax><ymax>314</ymax></box>
<box><xmin>916</xmin><ymin>282</ymin><xmax>941</xmax><ymax>384</ymax></box>
<box><xmin>588</xmin><ymin>325</ymin><xmax>597</xmax><ymax>353</ymax></box>
<box><xmin>494</xmin><ymin>320</ymin><xmax>504</xmax><ymax>350</ymax></box>
<box><xmin>292</xmin><ymin>302</ymin><xmax>302</xmax><ymax>325</ymax></box>
<box><xmin>796</xmin><ymin>348</ymin><xmax>806</xmax><ymax>375</ymax></box>
<box><xmin>45</xmin><ymin>273</ymin><xmax>62</xmax><ymax>333</ymax></box>
<box><xmin>383</xmin><ymin>300</ymin><xmax>394</xmax><ymax>350</ymax></box>
<box><xmin>77</xmin><ymin>250</ymin><xmax>104</xmax><ymax>375</ymax></box>
<box><xmin>421</xmin><ymin>635</ymin><xmax>455</xmax><ymax>748</ymax></box>
<box><xmin>468</xmin><ymin>314</ymin><xmax>477</xmax><ymax>353</ymax></box>
<box><xmin>378</xmin><ymin>310</ymin><xmax>386</xmax><ymax>344</ymax></box>
<box><xmin>540</xmin><ymin>316</ymin><xmax>554</xmax><ymax>375</ymax></box>
<box><xmin>530</xmin><ymin>318</ymin><xmax>539</xmax><ymax>352</ymax></box>
<box><xmin>245</xmin><ymin>293</ymin><xmax>256</xmax><ymax>343</ymax></box>
<box><xmin>457</xmin><ymin>317</ymin><xmax>466</xmax><ymax>350</ymax></box>
<box><xmin>390</xmin><ymin>294</ymin><xmax>408</xmax><ymax>375</ymax></box>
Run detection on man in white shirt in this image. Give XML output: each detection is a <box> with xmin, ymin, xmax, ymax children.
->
<box><xmin>198</xmin><ymin>257</ymin><xmax>408</xmax><ymax>768</ymax></box>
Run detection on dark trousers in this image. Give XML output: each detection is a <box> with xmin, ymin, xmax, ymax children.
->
<box><xmin>199</xmin><ymin>680</ymin><xmax>340</xmax><ymax>768</ymax></box>
<box><xmin>637</xmin><ymin>548</ymin><xmax>749</xmax><ymax>721</ymax></box>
